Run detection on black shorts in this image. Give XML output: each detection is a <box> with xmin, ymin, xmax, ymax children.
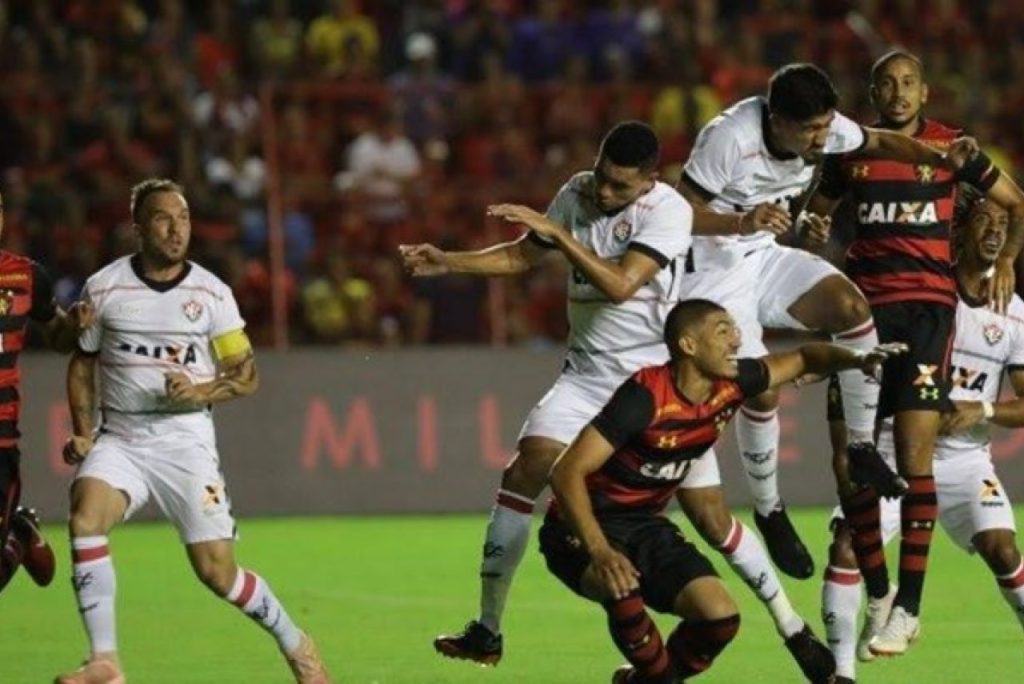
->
<box><xmin>0</xmin><ymin>449</ymin><xmax>21</xmax><ymax>540</ymax></box>
<box><xmin>873</xmin><ymin>301</ymin><xmax>955</xmax><ymax>418</ymax></box>
<box><xmin>539</xmin><ymin>510</ymin><xmax>717</xmax><ymax>614</ymax></box>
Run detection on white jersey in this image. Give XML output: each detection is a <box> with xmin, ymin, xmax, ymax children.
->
<box><xmin>79</xmin><ymin>255</ymin><xmax>245</xmax><ymax>421</ymax></box>
<box><xmin>933</xmin><ymin>294</ymin><xmax>1024</xmax><ymax>458</ymax></box>
<box><xmin>683</xmin><ymin>96</ymin><xmax>865</xmax><ymax>260</ymax></box>
<box><xmin>533</xmin><ymin>172</ymin><xmax>693</xmax><ymax>374</ymax></box>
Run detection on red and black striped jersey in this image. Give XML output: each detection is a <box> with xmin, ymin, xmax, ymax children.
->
<box><xmin>0</xmin><ymin>251</ymin><xmax>57</xmax><ymax>449</ymax></box>
<box><xmin>567</xmin><ymin>358</ymin><xmax>769</xmax><ymax>515</ymax></box>
<box><xmin>819</xmin><ymin>119</ymin><xmax>1000</xmax><ymax>308</ymax></box>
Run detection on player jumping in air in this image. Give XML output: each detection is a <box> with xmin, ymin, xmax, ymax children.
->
<box><xmin>677</xmin><ymin>62</ymin><xmax>981</xmax><ymax>581</ymax></box>
<box><xmin>56</xmin><ymin>179</ymin><xmax>331</xmax><ymax>684</ymax></box>
<box><xmin>819</xmin><ymin>189</ymin><xmax>1024</xmax><ymax>682</ymax></box>
<box><xmin>806</xmin><ymin>50</ymin><xmax>1024</xmax><ymax>658</ymax></box>
<box><xmin>544</xmin><ymin>298</ymin><xmax>905</xmax><ymax>683</ymax></box>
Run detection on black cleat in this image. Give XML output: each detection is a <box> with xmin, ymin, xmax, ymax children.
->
<box><xmin>835</xmin><ymin>677</ymin><xmax>855</xmax><ymax>684</ymax></box>
<box><xmin>784</xmin><ymin>625</ymin><xmax>836</xmax><ymax>683</ymax></box>
<box><xmin>754</xmin><ymin>505</ymin><xmax>814</xmax><ymax>579</ymax></box>
<box><xmin>11</xmin><ymin>507</ymin><xmax>55</xmax><ymax>587</ymax></box>
<box><xmin>847</xmin><ymin>442</ymin><xmax>908</xmax><ymax>499</ymax></box>
<box><xmin>434</xmin><ymin>620</ymin><xmax>503</xmax><ymax>666</ymax></box>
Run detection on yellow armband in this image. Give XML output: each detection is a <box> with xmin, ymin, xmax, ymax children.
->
<box><xmin>211</xmin><ymin>329</ymin><xmax>252</xmax><ymax>361</ymax></box>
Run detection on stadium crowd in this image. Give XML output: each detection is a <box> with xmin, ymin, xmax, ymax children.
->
<box><xmin>2</xmin><ymin>0</ymin><xmax>1022</xmax><ymax>346</ymax></box>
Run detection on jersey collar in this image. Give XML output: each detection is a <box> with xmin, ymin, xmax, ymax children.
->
<box><xmin>130</xmin><ymin>253</ymin><xmax>192</xmax><ymax>293</ymax></box>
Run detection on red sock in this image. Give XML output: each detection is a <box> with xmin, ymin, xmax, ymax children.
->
<box><xmin>604</xmin><ymin>592</ymin><xmax>673</xmax><ymax>682</ymax></box>
<box><xmin>896</xmin><ymin>475</ymin><xmax>937</xmax><ymax>615</ymax></box>
<box><xmin>840</xmin><ymin>486</ymin><xmax>889</xmax><ymax>599</ymax></box>
<box><xmin>667</xmin><ymin>614</ymin><xmax>741</xmax><ymax>677</ymax></box>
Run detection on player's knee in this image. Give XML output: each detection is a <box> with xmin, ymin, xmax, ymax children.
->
<box><xmin>828</xmin><ymin>525</ymin><xmax>858</xmax><ymax>570</ymax></box>
<box><xmin>503</xmin><ymin>446</ymin><xmax>561</xmax><ymax>497</ymax></box>
<box><xmin>68</xmin><ymin>507</ymin><xmax>110</xmax><ymax>538</ymax></box>
<box><xmin>194</xmin><ymin>557</ymin><xmax>237</xmax><ymax>595</ymax></box>
<box><xmin>693</xmin><ymin>509</ymin><xmax>733</xmax><ymax>547</ymax></box>
<box><xmin>834</xmin><ymin>289</ymin><xmax>871</xmax><ymax>329</ymax></box>
<box><xmin>973</xmin><ymin>531</ymin><xmax>1021</xmax><ymax>575</ymax></box>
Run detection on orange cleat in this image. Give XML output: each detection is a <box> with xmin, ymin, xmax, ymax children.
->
<box><xmin>285</xmin><ymin>632</ymin><xmax>332</xmax><ymax>684</ymax></box>
<box><xmin>54</xmin><ymin>655</ymin><xmax>125</xmax><ymax>684</ymax></box>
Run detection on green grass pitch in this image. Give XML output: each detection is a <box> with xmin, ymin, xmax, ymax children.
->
<box><xmin>3</xmin><ymin>509</ymin><xmax>1021</xmax><ymax>683</ymax></box>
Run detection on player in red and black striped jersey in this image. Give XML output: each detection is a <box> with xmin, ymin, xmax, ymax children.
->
<box><xmin>805</xmin><ymin>49</ymin><xmax>1024</xmax><ymax>658</ymax></box>
<box><xmin>542</xmin><ymin>298</ymin><xmax>904</xmax><ymax>683</ymax></box>
<box><xmin>0</xmin><ymin>189</ymin><xmax>93</xmax><ymax>594</ymax></box>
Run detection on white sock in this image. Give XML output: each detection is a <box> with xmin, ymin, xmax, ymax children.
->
<box><xmin>833</xmin><ymin>320</ymin><xmax>880</xmax><ymax>443</ymax></box>
<box><xmin>736</xmin><ymin>408</ymin><xmax>781</xmax><ymax>516</ymax></box>
<box><xmin>822</xmin><ymin>566</ymin><xmax>863</xmax><ymax>680</ymax></box>
<box><xmin>225</xmin><ymin>568</ymin><xmax>303</xmax><ymax>653</ymax></box>
<box><xmin>996</xmin><ymin>558</ymin><xmax>1024</xmax><ymax>631</ymax></box>
<box><xmin>719</xmin><ymin>518</ymin><xmax>803</xmax><ymax>637</ymax></box>
<box><xmin>71</xmin><ymin>536</ymin><xmax>118</xmax><ymax>655</ymax></box>
<box><xmin>478</xmin><ymin>489</ymin><xmax>534</xmax><ymax>634</ymax></box>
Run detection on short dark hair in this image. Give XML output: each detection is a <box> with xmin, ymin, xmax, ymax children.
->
<box><xmin>130</xmin><ymin>178</ymin><xmax>184</xmax><ymax>224</ymax></box>
<box><xmin>953</xmin><ymin>183</ymin><xmax>986</xmax><ymax>230</ymax></box>
<box><xmin>768</xmin><ymin>63</ymin><xmax>839</xmax><ymax>121</ymax></box>
<box><xmin>664</xmin><ymin>298</ymin><xmax>726</xmax><ymax>360</ymax></box>
<box><xmin>598</xmin><ymin>121</ymin><xmax>660</xmax><ymax>172</ymax></box>
<box><xmin>870</xmin><ymin>49</ymin><xmax>923</xmax><ymax>85</ymax></box>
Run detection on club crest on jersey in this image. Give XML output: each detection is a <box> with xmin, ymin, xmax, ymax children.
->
<box><xmin>613</xmin><ymin>220</ymin><xmax>633</xmax><ymax>242</ymax></box>
<box><xmin>0</xmin><ymin>289</ymin><xmax>13</xmax><ymax>316</ymax></box>
<box><xmin>182</xmin><ymin>299</ymin><xmax>203</xmax><ymax>322</ymax></box>
<box><xmin>984</xmin><ymin>323</ymin><xmax>1004</xmax><ymax>345</ymax></box>
<box><xmin>915</xmin><ymin>164</ymin><xmax>935</xmax><ymax>183</ymax></box>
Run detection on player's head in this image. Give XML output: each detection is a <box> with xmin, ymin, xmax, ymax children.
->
<box><xmin>665</xmin><ymin>299</ymin><xmax>741</xmax><ymax>377</ymax></box>
<box><xmin>954</xmin><ymin>185</ymin><xmax>1007</xmax><ymax>267</ymax></box>
<box><xmin>593</xmin><ymin>121</ymin><xmax>659</xmax><ymax>213</ymax></box>
<box><xmin>130</xmin><ymin>178</ymin><xmax>190</xmax><ymax>267</ymax></box>
<box><xmin>869</xmin><ymin>50</ymin><xmax>927</xmax><ymax>127</ymax></box>
<box><xmin>767</xmin><ymin>63</ymin><xmax>839</xmax><ymax>163</ymax></box>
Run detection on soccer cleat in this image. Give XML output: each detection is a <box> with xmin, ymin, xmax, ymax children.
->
<box><xmin>0</xmin><ymin>533</ymin><xmax>23</xmax><ymax>592</ymax></box>
<box><xmin>857</xmin><ymin>584</ymin><xmax>897</xmax><ymax>662</ymax></box>
<box><xmin>434</xmin><ymin>620</ymin><xmax>503</xmax><ymax>666</ymax></box>
<box><xmin>847</xmin><ymin>442</ymin><xmax>908</xmax><ymax>499</ymax></box>
<box><xmin>611</xmin><ymin>664</ymin><xmax>676</xmax><ymax>684</ymax></box>
<box><xmin>868</xmin><ymin>606</ymin><xmax>920</xmax><ymax>657</ymax></box>
<box><xmin>754</xmin><ymin>505</ymin><xmax>814</xmax><ymax>579</ymax></box>
<box><xmin>54</xmin><ymin>656</ymin><xmax>125</xmax><ymax>684</ymax></box>
<box><xmin>784</xmin><ymin>624</ymin><xmax>836</xmax><ymax>683</ymax></box>
<box><xmin>835</xmin><ymin>678</ymin><xmax>855</xmax><ymax>684</ymax></box>
<box><xmin>611</xmin><ymin>664</ymin><xmax>635</xmax><ymax>683</ymax></box>
<box><xmin>12</xmin><ymin>507</ymin><xmax>56</xmax><ymax>586</ymax></box>
<box><xmin>284</xmin><ymin>632</ymin><xmax>331</xmax><ymax>684</ymax></box>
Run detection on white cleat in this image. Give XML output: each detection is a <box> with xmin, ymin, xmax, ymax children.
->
<box><xmin>857</xmin><ymin>584</ymin><xmax>897</xmax><ymax>662</ymax></box>
<box><xmin>868</xmin><ymin>606</ymin><xmax>920</xmax><ymax>657</ymax></box>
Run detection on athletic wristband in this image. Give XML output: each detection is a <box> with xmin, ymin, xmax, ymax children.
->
<box><xmin>982</xmin><ymin>401</ymin><xmax>995</xmax><ymax>421</ymax></box>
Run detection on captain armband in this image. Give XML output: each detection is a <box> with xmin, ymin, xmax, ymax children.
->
<box><xmin>211</xmin><ymin>329</ymin><xmax>252</xmax><ymax>361</ymax></box>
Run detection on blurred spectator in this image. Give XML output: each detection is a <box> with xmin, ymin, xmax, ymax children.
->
<box><xmin>192</xmin><ymin>66</ymin><xmax>260</xmax><ymax>150</ymax></box>
<box><xmin>388</xmin><ymin>32</ymin><xmax>455</xmax><ymax>146</ymax></box>
<box><xmin>250</xmin><ymin>0</ymin><xmax>303</xmax><ymax>80</ymax></box>
<box><xmin>507</xmin><ymin>0</ymin><xmax>577</xmax><ymax>83</ymax></box>
<box><xmin>301</xmin><ymin>249</ymin><xmax>376</xmax><ymax>344</ymax></box>
<box><xmin>194</xmin><ymin>0</ymin><xmax>241</xmax><ymax>88</ymax></box>
<box><xmin>306</xmin><ymin>0</ymin><xmax>380</xmax><ymax>79</ymax></box>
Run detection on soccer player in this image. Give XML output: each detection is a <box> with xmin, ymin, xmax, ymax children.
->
<box><xmin>0</xmin><ymin>188</ymin><xmax>93</xmax><ymax>594</ymax></box>
<box><xmin>807</xmin><ymin>50</ymin><xmax>1024</xmax><ymax>656</ymax></box>
<box><xmin>819</xmin><ymin>190</ymin><xmax>1024</xmax><ymax>682</ymax></box>
<box><xmin>55</xmin><ymin>179</ymin><xmax>331</xmax><ymax>684</ymax></box>
<box><xmin>544</xmin><ymin>298</ymin><xmax>905</xmax><ymax>683</ymax></box>
<box><xmin>401</xmin><ymin>121</ymin><xmax>712</xmax><ymax>664</ymax></box>
<box><xmin>677</xmin><ymin>63</ymin><xmax>979</xmax><ymax>580</ymax></box>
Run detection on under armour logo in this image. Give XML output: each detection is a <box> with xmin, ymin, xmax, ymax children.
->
<box><xmin>908</xmin><ymin>520</ymin><xmax>934</xmax><ymax>530</ymax></box>
<box><xmin>72</xmin><ymin>571</ymin><xmax>94</xmax><ymax>592</ymax></box>
<box><xmin>248</xmin><ymin>596</ymin><xmax>272</xmax><ymax>623</ymax></box>
<box><xmin>919</xmin><ymin>387</ymin><xmax>940</xmax><ymax>401</ymax></box>
<box><xmin>823</xmin><ymin>611</ymin><xmax>836</xmax><ymax>626</ymax></box>
<box><xmin>743</xmin><ymin>450</ymin><xmax>774</xmax><ymax>465</ymax></box>
<box><xmin>747</xmin><ymin>572</ymin><xmax>769</xmax><ymax>591</ymax></box>
<box><xmin>657</xmin><ymin>435</ymin><xmax>678</xmax><ymax>449</ymax></box>
<box><xmin>483</xmin><ymin>542</ymin><xmax>505</xmax><ymax>559</ymax></box>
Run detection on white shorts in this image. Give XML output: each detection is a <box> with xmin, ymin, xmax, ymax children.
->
<box><xmin>677</xmin><ymin>448</ymin><xmax>722</xmax><ymax>490</ymax></box>
<box><xmin>680</xmin><ymin>243</ymin><xmax>843</xmax><ymax>356</ymax></box>
<box><xmin>75</xmin><ymin>413</ymin><xmax>236</xmax><ymax>545</ymax></box>
<box><xmin>831</xmin><ymin>436</ymin><xmax>1016</xmax><ymax>552</ymax></box>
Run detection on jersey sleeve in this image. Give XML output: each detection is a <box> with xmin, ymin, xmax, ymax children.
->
<box><xmin>816</xmin><ymin>154</ymin><xmax>849</xmax><ymax>200</ymax></box>
<box><xmin>955</xmin><ymin>149</ymin><xmax>1001</xmax><ymax>192</ymax></box>
<box><xmin>628</xmin><ymin>193</ymin><xmax>693</xmax><ymax>268</ymax></box>
<box><xmin>209</xmin><ymin>286</ymin><xmax>246</xmax><ymax>338</ymax></box>
<box><xmin>76</xmin><ymin>281</ymin><xmax>102</xmax><ymax>354</ymax></box>
<box><xmin>681</xmin><ymin>118</ymin><xmax>741</xmax><ymax>200</ymax></box>
<box><xmin>528</xmin><ymin>181</ymin><xmax>573</xmax><ymax>249</ymax></box>
<box><xmin>29</xmin><ymin>262</ymin><xmax>57</xmax><ymax>323</ymax></box>
<box><xmin>824</xmin><ymin>112</ymin><xmax>867</xmax><ymax>155</ymax></box>
<box><xmin>735</xmin><ymin>358</ymin><xmax>771</xmax><ymax>398</ymax></box>
<box><xmin>590</xmin><ymin>378</ymin><xmax>656</xmax><ymax>450</ymax></box>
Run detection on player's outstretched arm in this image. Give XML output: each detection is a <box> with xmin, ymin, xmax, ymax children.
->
<box><xmin>398</xmin><ymin>233</ymin><xmax>547</xmax><ymax>278</ymax></box>
<box><xmin>943</xmin><ymin>369</ymin><xmax>1024</xmax><ymax>432</ymax></box>
<box><xmin>40</xmin><ymin>301</ymin><xmax>95</xmax><ymax>354</ymax></box>
<box><xmin>859</xmin><ymin>128</ymin><xmax>978</xmax><ymax>171</ymax></box>
<box><xmin>676</xmin><ymin>179</ymin><xmax>791</xmax><ymax>238</ymax></box>
<box><xmin>762</xmin><ymin>342</ymin><xmax>907</xmax><ymax>390</ymax></box>
<box><xmin>64</xmin><ymin>350</ymin><xmax>98</xmax><ymax>465</ymax></box>
<box><xmin>549</xmin><ymin>426</ymin><xmax>640</xmax><ymax>599</ymax></box>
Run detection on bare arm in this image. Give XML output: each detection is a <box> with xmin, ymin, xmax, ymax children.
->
<box><xmin>399</xmin><ymin>233</ymin><xmax>548</xmax><ymax>277</ymax></box>
<box><xmin>677</xmin><ymin>179</ymin><xmax>791</xmax><ymax>238</ymax></box>
<box><xmin>63</xmin><ymin>350</ymin><xmax>98</xmax><ymax>464</ymax></box>
<box><xmin>944</xmin><ymin>368</ymin><xmax>1024</xmax><ymax>431</ymax></box>
<box><xmin>983</xmin><ymin>173</ymin><xmax>1024</xmax><ymax>312</ymax></box>
<box><xmin>761</xmin><ymin>342</ymin><xmax>905</xmax><ymax>389</ymax></box>
<box><xmin>860</xmin><ymin>128</ymin><xmax>978</xmax><ymax>170</ymax></box>
<box><xmin>165</xmin><ymin>349</ymin><xmax>259</xmax><ymax>405</ymax></box>
<box><xmin>39</xmin><ymin>301</ymin><xmax>94</xmax><ymax>354</ymax></box>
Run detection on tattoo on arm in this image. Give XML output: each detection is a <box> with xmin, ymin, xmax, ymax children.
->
<box><xmin>200</xmin><ymin>351</ymin><xmax>259</xmax><ymax>403</ymax></box>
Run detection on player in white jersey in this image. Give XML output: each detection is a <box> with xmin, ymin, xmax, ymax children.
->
<box><xmin>676</xmin><ymin>63</ymin><xmax>979</xmax><ymax>580</ymax></box>
<box><xmin>55</xmin><ymin>179</ymin><xmax>331</xmax><ymax>684</ymax></box>
<box><xmin>820</xmin><ymin>191</ymin><xmax>1024</xmax><ymax>683</ymax></box>
<box><xmin>400</xmin><ymin>122</ymin><xmax>709</xmax><ymax>665</ymax></box>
